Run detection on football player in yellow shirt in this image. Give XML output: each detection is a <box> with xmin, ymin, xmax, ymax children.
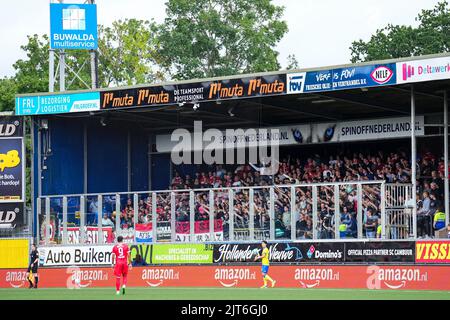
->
<box><xmin>254</xmin><ymin>240</ymin><xmax>276</xmax><ymax>288</ymax></box>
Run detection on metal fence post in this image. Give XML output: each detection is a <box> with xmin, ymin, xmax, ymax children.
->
<box><xmin>115</xmin><ymin>194</ymin><xmax>121</xmax><ymax>238</ymax></box>
<box><xmin>229</xmin><ymin>189</ymin><xmax>234</xmax><ymax>242</ymax></box>
<box><xmin>357</xmin><ymin>184</ymin><xmax>363</xmax><ymax>239</ymax></box>
<box><xmin>290</xmin><ymin>186</ymin><xmax>296</xmax><ymax>241</ymax></box>
<box><xmin>45</xmin><ymin>197</ymin><xmax>50</xmax><ymax>245</ymax></box>
<box><xmin>269</xmin><ymin>187</ymin><xmax>275</xmax><ymax>240</ymax></box>
<box><xmin>133</xmin><ymin>193</ymin><xmax>138</xmax><ymax>243</ymax></box>
<box><xmin>209</xmin><ymin>190</ymin><xmax>214</xmax><ymax>241</ymax></box>
<box><xmin>170</xmin><ymin>192</ymin><xmax>176</xmax><ymax>242</ymax></box>
<box><xmin>97</xmin><ymin>195</ymin><xmax>103</xmax><ymax>244</ymax></box>
<box><xmin>36</xmin><ymin>198</ymin><xmax>41</xmax><ymax>245</ymax></box>
<box><xmin>334</xmin><ymin>184</ymin><xmax>340</xmax><ymax>239</ymax></box>
<box><xmin>381</xmin><ymin>183</ymin><xmax>386</xmax><ymax>239</ymax></box>
<box><xmin>62</xmin><ymin>196</ymin><xmax>68</xmax><ymax>245</ymax></box>
<box><xmin>249</xmin><ymin>188</ymin><xmax>255</xmax><ymax>241</ymax></box>
<box><xmin>152</xmin><ymin>193</ymin><xmax>157</xmax><ymax>243</ymax></box>
<box><xmin>80</xmin><ymin>196</ymin><xmax>85</xmax><ymax>244</ymax></box>
<box><xmin>312</xmin><ymin>186</ymin><xmax>318</xmax><ymax>239</ymax></box>
<box><xmin>189</xmin><ymin>191</ymin><xmax>195</xmax><ymax>242</ymax></box>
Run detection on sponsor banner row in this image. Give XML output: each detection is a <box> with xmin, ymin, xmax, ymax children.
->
<box><xmin>1</xmin><ymin>265</ymin><xmax>450</xmax><ymax>290</ymax></box>
<box><xmin>38</xmin><ymin>241</ymin><xmax>421</xmax><ymax>267</ymax></box>
<box><xmin>155</xmin><ymin>116</ymin><xmax>424</xmax><ymax>152</ymax></box>
<box><xmin>38</xmin><ymin>243</ymin><xmax>215</xmax><ymax>267</ymax></box>
<box><xmin>14</xmin><ymin>56</ymin><xmax>450</xmax><ymax>115</ymax></box>
<box><xmin>214</xmin><ymin>241</ymin><xmax>416</xmax><ymax>264</ymax></box>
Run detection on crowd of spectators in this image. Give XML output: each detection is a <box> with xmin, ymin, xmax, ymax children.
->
<box><xmin>79</xmin><ymin>147</ymin><xmax>447</xmax><ymax>240</ymax></box>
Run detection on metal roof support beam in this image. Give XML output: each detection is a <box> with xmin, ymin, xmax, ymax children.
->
<box><xmin>411</xmin><ymin>85</ymin><xmax>417</xmax><ymax>239</ymax></box>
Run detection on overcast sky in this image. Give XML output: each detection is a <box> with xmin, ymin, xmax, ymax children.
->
<box><xmin>0</xmin><ymin>0</ymin><xmax>443</xmax><ymax>78</ymax></box>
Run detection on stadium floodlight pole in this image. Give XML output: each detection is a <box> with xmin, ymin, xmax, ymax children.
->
<box><xmin>62</xmin><ymin>196</ymin><xmax>68</xmax><ymax>245</ymax></box>
<box><xmin>88</xmin><ymin>0</ymin><xmax>98</xmax><ymax>89</ymax></box>
<box><xmin>49</xmin><ymin>49</ymin><xmax>55</xmax><ymax>92</ymax></box>
<box><xmin>411</xmin><ymin>85</ymin><xmax>417</xmax><ymax>239</ymax></box>
<box><xmin>444</xmin><ymin>91</ymin><xmax>449</xmax><ymax>227</ymax></box>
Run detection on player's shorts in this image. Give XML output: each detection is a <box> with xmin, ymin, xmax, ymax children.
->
<box><xmin>261</xmin><ymin>265</ymin><xmax>269</xmax><ymax>274</ymax></box>
<box><xmin>114</xmin><ymin>263</ymin><xmax>129</xmax><ymax>277</ymax></box>
<box><xmin>27</xmin><ymin>263</ymin><xmax>38</xmax><ymax>274</ymax></box>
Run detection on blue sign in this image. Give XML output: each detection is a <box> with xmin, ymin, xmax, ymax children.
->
<box><xmin>287</xmin><ymin>63</ymin><xmax>397</xmax><ymax>94</ymax></box>
<box><xmin>50</xmin><ymin>3</ymin><xmax>98</xmax><ymax>50</ymax></box>
<box><xmin>15</xmin><ymin>92</ymin><xmax>100</xmax><ymax>116</ymax></box>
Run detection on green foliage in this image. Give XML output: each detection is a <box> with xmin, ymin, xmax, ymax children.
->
<box><xmin>158</xmin><ymin>0</ymin><xmax>288</xmax><ymax>80</ymax></box>
<box><xmin>0</xmin><ymin>77</ymin><xmax>17</xmax><ymax>112</ymax></box>
<box><xmin>98</xmin><ymin>19</ymin><xmax>166</xmax><ymax>86</ymax></box>
<box><xmin>286</xmin><ymin>54</ymin><xmax>299</xmax><ymax>70</ymax></box>
<box><xmin>350</xmin><ymin>1</ymin><xmax>450</xmax><ymax>63</ymax></box>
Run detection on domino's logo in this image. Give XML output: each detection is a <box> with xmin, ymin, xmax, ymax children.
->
<box><xmin>287</xmin><ymin>72</ymin><xmax>306</xmax><ymax>94</ymax></box>
<box><xmin>307</xmin><ymin>245</ymin><xmax>315</xmax><ymax>259</ymax></box>
<box><xmin>62</xmin><ymin>6</ymin><xmax>86</xmax><ymax>30</ymax></box>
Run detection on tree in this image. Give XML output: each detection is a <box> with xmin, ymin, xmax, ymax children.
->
<box><xmin>158</xmin><ymin>0</ymin><xmax>288</xmax><ymax>80</ymax></box>
<box><xmin>286</xmin><ymin>54</ymin><xmax>299</xmax><ymax>70</ymax></box>
<box><xmin>0</xmin><ymin>77</ymin><xmax>17</xmax><ymax>112</ymax></box>
<box><xmin>350</xmin><ymin>1</ymin><xmax>450</xmax><ymax>63</ymax></box>
<box><xmin>98</xmin><ymin>19</ymin><xmax>166</xmax><ymax>86</ymax></box>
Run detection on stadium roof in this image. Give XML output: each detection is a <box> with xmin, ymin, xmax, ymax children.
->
<box><xmin>15</xmin><ymin>53</ymin><xmax>450</xmax><ymax>133</ymax></box>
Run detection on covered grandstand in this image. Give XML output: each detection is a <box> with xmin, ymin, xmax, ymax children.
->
<box><xmin>13</xmin><ymin>52</ymin><xmax>450</xmax><ymax>245</ymax></box>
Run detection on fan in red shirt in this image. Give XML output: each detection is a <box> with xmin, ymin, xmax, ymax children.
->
<box><xmin>111</xmin><ymin>236</ymin><xmax>131</xmax><ymax>295</ymax></box>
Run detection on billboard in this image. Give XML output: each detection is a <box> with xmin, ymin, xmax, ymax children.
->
<box><xmin>155</xmin><ymin>116</ymin><xmax>424</xmax><ymax>152</ymax></box>
<box><xmin>0</xmin><ymin>138</ymin><xmax>24</xmax><ymax>202</ymax></box>
<box><xmin>100</xmin><ymin>74</ymin><xmax>286</xmax><ymax>110</ymax></box>
<box><xmin>0</xmin><ymin>117</ymin><xmax>23</xmax><ymax>138</ymax></box>
<box><xmin>213</xmin><ymin>242</ymin><xmax>345</xmax><ymax>264</ymax></box>
<box><xmin>287</xmin><ymin>63</ymin><xmax>396</xmax><ymax>94</ymax></box>
<box><xmin>416</xmin><ymin>241</ymin><xmax>450</xmax><ymax>263</ymax></box>
<box><xmin>151</xmin><ymin>244</ymin><xmax>214</xmax><ymax>264</ymax></box>
<box><xmin>38</xmin><ymin>245</ymin><xmax>114</xmax><ymax>267</ymax></box>
<box><xmin>15</xmin><ymin>92</ymin><xmax>100</xmax><ymax>116</ymax></box>
<box><xmin>345</xmin><ymin>241</ymin><xmax>415</xmax><ymax>263</ymax></box>
<box><xmin>397</xmin><ymin>56</ymin><xmax>450</xmax><ymax>84</ymax></box>
<box><xmin>0</xmin><ymin>202</ymin><xmax>25</xmax><ymax>231</ymax></box>
<box><xmin>50</xmin><ymin>3</ymin><xmax>98</xmax><ymax>50</ymax></box>
<box><xmin>2</xmin><ymin>265</ymin><xmax>450</xmax><ymax>290</ymax></box>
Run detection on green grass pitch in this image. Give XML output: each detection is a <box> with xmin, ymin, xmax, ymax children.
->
<box><xmin>0</xmin><ymin>287</ymin><xmax>449</xmax><ymax>300</ymax></box>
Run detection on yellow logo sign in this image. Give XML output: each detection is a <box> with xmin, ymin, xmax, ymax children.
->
<box><xmin>0</xmin><ymin>150</ymin><xmax>21</xmax><ymax>172</ymax></box>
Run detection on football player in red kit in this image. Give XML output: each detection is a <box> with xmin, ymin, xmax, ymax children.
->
<box><xmin>111</xmin><ymin>236</ymin><xmax>131</xmax><ymax>295</ymax></box>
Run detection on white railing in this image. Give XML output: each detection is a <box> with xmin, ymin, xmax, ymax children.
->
<box><xmin>37</xmin><ymin>180</ymin><xmax>390</xmax><ymax>245</ymax></box>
